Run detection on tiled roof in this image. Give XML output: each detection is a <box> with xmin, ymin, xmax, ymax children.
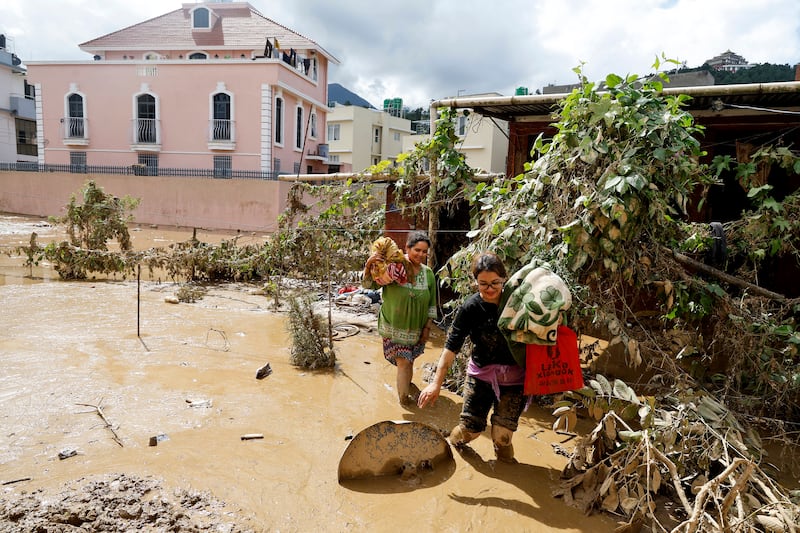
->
<box><xmin>79</xmin><ymin>2</ymin><xmax>338</xmax><ymax>63</ymax></box>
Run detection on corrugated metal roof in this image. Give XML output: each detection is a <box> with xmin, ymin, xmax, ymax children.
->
<box><xmin>431</xmin><ymin>81</ymin><xmax>800</xmax><ymax>122</ymax></box>
<box><xmin>79</xmin><ymin>2</ymin><xmax>339</xmax><ymax>64</ymax></box>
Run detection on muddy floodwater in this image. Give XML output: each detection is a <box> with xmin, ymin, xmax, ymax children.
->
<box><xmin>0</xmin><ymin>213</ymin><xmax>617</xmax><ymax>531</ymax></box>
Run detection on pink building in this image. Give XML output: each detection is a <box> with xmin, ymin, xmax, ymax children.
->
<box><xmin>26</xmin><ymin>1</ymin><xmax>338</xmax><ymax>178</ymax></box>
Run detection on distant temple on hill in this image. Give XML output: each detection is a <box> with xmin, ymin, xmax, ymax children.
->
<box><xmin>704</xmin><ymin>50</ymin><xmax>754</xmax><ymax>73</ymax></box>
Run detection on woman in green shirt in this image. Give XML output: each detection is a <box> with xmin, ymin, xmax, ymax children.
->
<box><xmin>367</xmin><ymin>231</ymin><xmax>437</xmax><ymax>405</ymax></box>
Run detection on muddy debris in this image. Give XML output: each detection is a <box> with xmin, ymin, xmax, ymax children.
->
<box><xmin>0</xmin><ymin>473</ymin><xmax>256</xmax><ymax>532</ymax></box>
<box><xmin>255</xmin><ymin>362</ymin><xmax>272</xmax><ymax>379</ymax></box>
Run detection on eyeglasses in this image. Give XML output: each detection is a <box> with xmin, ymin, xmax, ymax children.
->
<box><xmin>477</xmin><ymin>279</ymin><xmax>505</xmax><ymax>290</ymax></box>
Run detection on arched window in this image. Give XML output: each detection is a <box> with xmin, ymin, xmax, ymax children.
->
<box><xmin>67</xmin><ymin>94</ymin><xmax>85</xmax><ymax>138</ymax></box>
<box><xmin>136</xmin><ymin>94</ymin><xmax>157</xmax><ymax>143</ymax></box>
<box><xmin>189</xmin><ymin>52</ymin><xmax>208</xmax><ymax>60</ymax></box>
<box><xmin>275</xmin><ymin>97</ymin><xmax>284</xmax><ymax>145</ymax></box>
<box><xmin>193</xmin><ymin>8</ymin><xmax>210</xmax><ymax>29</ymax></box>
<box><xmin>212</xmin><ymin>93</ymin><xmax>231</xmax><ymax>141</ymax></box>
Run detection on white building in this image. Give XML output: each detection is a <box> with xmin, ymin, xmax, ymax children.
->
<box><xmin>0</xmin><ymin>34</ymin><xmax>36</xmax><ymax>164</ymax></box>
<box><xmin>403</xmin><ymin>93</ymin><xmax>509</xmax><ymax>175</ymax></box>
<box><xmin>326</xmin><ymin>103</ymin><xmax>412</xmax><ymax>173</ymax></box>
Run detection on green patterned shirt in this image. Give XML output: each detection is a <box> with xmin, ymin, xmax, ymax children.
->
<box><xmin>377</xmin><ymin>265</ymin><xmax>437</xmax><ymax>345</ymax></box>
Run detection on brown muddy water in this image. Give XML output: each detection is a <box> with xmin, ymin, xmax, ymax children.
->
<box><xmin>0</xmin><ymin>213</ymin><xmax>618</xmax><ymax>531</ymax></box>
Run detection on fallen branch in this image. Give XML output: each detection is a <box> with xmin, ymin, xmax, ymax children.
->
<box><xmin>649</xmin><ymin>445</ymin><xmax>693</xmax><ymax>515</ymax></box>
<box><xmin>2</xmin><ymin>477</ymin><xmax>31</xmax><ymax>486</ymax></box>
<box><xmin>76</xmin><ymin>401</ymin><xmax>124</xmax><ymax>447</ymax></box>
<box><xmin>719</xmin><ymin>460</ymin><xmax>754</xmax><ymax>531</ymax></box>
<box><xmin>674</xmin><ymin>457</ymin><xmax>750</xmax><ymax>533</ymax></box>
<box><xmin>661</xmin><ymin>246</ymin><xmax>787</xmax><ymax>302</ymax></box>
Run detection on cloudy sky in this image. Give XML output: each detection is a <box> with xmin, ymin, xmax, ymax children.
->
<box><xmin>2</xmin><ymin>0</ymin><xmax>798</xmax><ymax>109</ymax></box>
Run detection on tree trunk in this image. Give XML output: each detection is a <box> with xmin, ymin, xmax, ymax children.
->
<box><xmin>427</xmin><ymin>175</ymin><xmax>439</xmax><ymax>268</ymax></box>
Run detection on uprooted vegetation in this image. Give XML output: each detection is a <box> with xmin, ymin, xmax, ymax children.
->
<box><xmin>9</xmin><ymin>58</ymin><xmax>800</xmax><ymax>530</ymax></box>
<box><xmin>286</xmin><ymin>292</ymin><xmax>337</xmax><ymax>369</ymax></box>
<box><xmin>14</xmin><ymin>174</ymin><xmax>379</xmax><ymax>288</ymax></box>
<box><xmin>435</xmin><ymin>61</ymin><xmax>800</xmax><ymax>530</ymax></box>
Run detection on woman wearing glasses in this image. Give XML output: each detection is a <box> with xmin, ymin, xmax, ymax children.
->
<box><xmin>418</xmin><ymin>252</ymin><xmax>525</xmax><ymax>463</ymax></box>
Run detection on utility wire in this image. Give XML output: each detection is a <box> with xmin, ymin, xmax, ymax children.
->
<box><xmin>723</xmin><ymin>103</ymin><xmax>800</xmax><ymax>115</ymax></box>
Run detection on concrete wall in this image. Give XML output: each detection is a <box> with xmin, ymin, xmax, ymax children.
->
<box><xmin>0</xmin><ymin>171</ymin><xmax>293</xmax><ymax>232</ymax></box>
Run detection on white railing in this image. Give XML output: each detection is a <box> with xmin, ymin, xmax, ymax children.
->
<box><xmin>209</xmin><ymin>119</ymin><xmax>234</xmax><ymax>142</ymax></box>
<box><xmin>132</xmin><ymin>118</ymin><xmax>159</xmax><ymax>144</ymax></box>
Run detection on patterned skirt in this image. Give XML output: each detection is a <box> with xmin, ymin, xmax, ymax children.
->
<box><xmin>382</xmin><ymin>337</ymin><xmax>425</xmax><ymax>365</ymax></box>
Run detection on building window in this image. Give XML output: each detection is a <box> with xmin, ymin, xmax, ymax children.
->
<box><xmin>309</xmin><ymin>112</ymin><xmax>317</xmax><ymax>139</ymax></box>
<box><xmin>328</xmin><ymin>154</ymin><xmax>339</xmax><ymax>164</ymax></box>
<box><xmin>327</xmin><ymin>123</ymin><xmax>340</xmax><ymax>141</ymax></box>
<box><xmin>457</xmin><ymin>115</ymin><xmax>468</xmax><ymax>136</ymax></box>
<box><xmin>394</xmin><ymin>132</ymin><xmax>401</xmax><ymax>142</ymax></box>
<box><xmin>67</xmin><ymin>93</ymin><xmax>85</xmax><ymax>138</ymax></box>
<box><xmin>212</xmin><ymin>93</ymin><xmax>231</xmax><ymax>141</ymax></box>
<box><xmin>16</xmin><ymin>119</ymin><xmax>37</xmax><ymax>156</ymax></box>
<box><xmin>275</xmin><ymin>97</ymin><xmax>283</xmax><ymax>145</ymax></box>
<box><xmin>273</xmin><ymin>158</ymin><xmax>281</xmax><ymax>173</ymax></box>
<box><xmin>69</xmin><ymin>152</ymin><xmax>87</xmax><ymax>173</ymax></box>
<box><xmin>213</xmin><ymin>155</ymin><xmax>232</xmax><ymax>178</ymax></box>
<box><xmin>374</xmin><ymin>128</ymin><xmax>380</xmax><ymax>144</ymax></box>
<box><xmin>295</xmin><ymin>106</ymin><xmax>304</xmax><ymax>149</ymax></box>
<box><xmin>293</xmin><ymin>162</ymin><xmax>301</xmax><ymax>174</ymax></box>
<box><xmin>193</xmin><ymin>7</ymin><xmax>210</xmax><ymax>28</ymax></box>
<box><xmin>188</xmin><ymin>52</ymin><xmax>208</xmax><ymax>60</ymax></box>
<box><xmin>136</xmin><ymin>94</ymin><xmax>157</xmax><ymax>143</ymax></box>
<box><xmin>139</xmin><ymin>154</ymin><xmax>158</xmax><ymax>176</ymax></box>
<box><xmin>138</xmin><ymin>154</ymin><xmax>158</xmax><ymax>176</ymax></box>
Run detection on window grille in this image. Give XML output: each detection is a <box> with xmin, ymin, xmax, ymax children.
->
<box><xmin>138</xmin><ymin>153</ymin><xmax>159</xmax><ymax>176</ymax></box>
<box><xmin>213</xmin><ymin>156</ymin><xmax>232</xmax><ymax>178</ymax></box>
<box><xmin>70</xmin><ymin>152</ymin><xmax>87</xmax><ymax>174</ymax></box>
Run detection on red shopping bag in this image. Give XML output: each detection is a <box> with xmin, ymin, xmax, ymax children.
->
<box><xmin>524</xmin><ymin>326</ymin><xmax>584</xmax><ymax>395</ymax></box>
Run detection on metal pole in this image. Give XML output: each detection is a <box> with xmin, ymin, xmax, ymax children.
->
<box><xmin>137</xmin><ymin>264</ymin><xmax>141</xmax><ymax>337</ymax></box>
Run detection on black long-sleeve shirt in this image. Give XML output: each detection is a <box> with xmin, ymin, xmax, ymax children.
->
<box><xmin>444</xmin><ymin>293</ymin><xmax>517</xmax><ymax>368</ymax></box>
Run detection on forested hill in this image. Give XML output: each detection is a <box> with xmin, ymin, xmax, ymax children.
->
<box><xmin>327</xmin><ymin>83</ymin><xmax>375</xmax><ymax>108</ymax></box>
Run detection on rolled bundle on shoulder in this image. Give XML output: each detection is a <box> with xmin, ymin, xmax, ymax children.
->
<box><xmin>362</xmin><ymin>237</ymin><xmax>408</xmax><ymax>286</ymax></box>
<box><xmin>498</xmin><ymin>264</ymin><xmax>571</xmax><ymax>345</ymax></box>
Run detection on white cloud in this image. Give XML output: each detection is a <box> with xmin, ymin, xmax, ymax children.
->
<box><xmin>1</xmin><ymin>0</ymin><xmax>797</xmax><ymax>108</ymax></box>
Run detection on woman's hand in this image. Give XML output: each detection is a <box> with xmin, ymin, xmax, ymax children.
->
<box><xmin>365</xmin><ymin>252</ymin><xmax>395</xmax><ymax>285</ymax></box>
<box><xmin>417</xmin><ymin>383</ymin><xmax>441</xmax><ymax>408</ymax></box>
<box><xmin>364</xmin><ymin>252</ymin><xmax>385</xmax><ymax>272</ymax></box>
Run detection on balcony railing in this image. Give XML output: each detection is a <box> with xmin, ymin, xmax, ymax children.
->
<box><xmin>305</xmin><ymin>143</ymin><xmax>329</xmax><ymax>161</ymax></box>
<box><xmin>10</xmin><ymin>94</ymin><xmax>35</xmax><ymax>120</ymax></box>
<box><xmin>62</xmin><ymin>117</ymin><xmax>89</xmax><ymax>145</ymax></box>
<box><xmin>210</xmin><ymin>119</ymin><xmax>234</xmax><ymax>142</ymax></box>
<box><xmin>132</xmin><ymin>118</ymin><xmax>159</xmax><ymax>145</ymax></box>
